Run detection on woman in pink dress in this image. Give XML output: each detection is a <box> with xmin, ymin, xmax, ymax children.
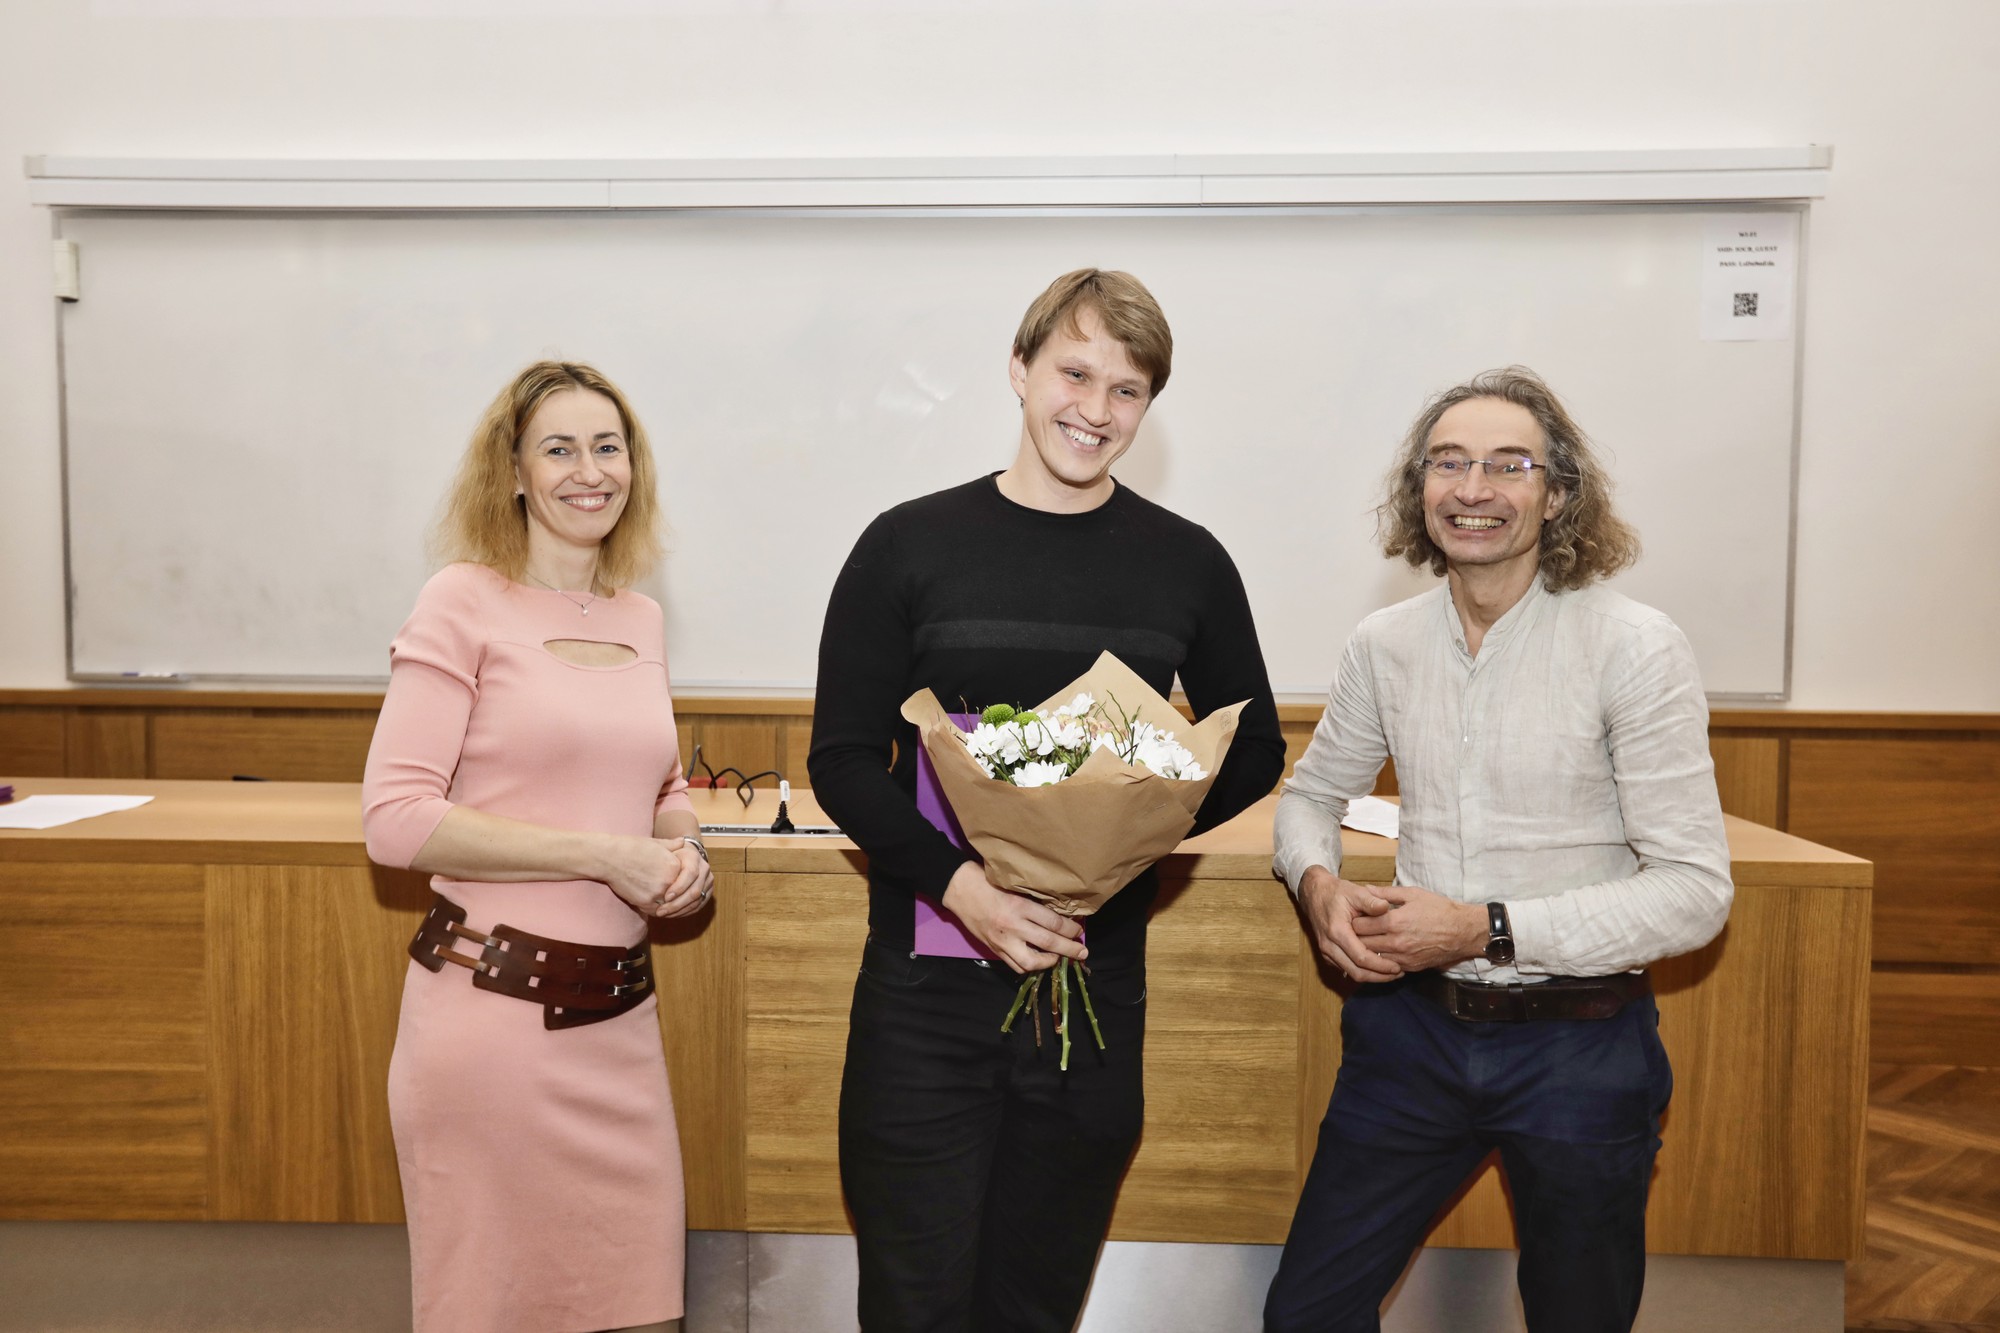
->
<box><xmin>362</xmin><ymin>361</ymin><xmax>708</xmax><ymax>1333</ymax></box>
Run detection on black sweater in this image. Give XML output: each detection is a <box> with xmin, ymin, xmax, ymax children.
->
<box><xmin>807</xmin><ymin>475</ymin><xmax>1286</xmax><ymax>965</ymax></box>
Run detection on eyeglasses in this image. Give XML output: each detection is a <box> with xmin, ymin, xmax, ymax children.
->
<box><xmin>1419</xmin><ymin>457</ymin><xmax>1546</xmax><ymax>485</ymax></box>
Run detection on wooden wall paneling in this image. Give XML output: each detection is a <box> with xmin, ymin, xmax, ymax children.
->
<box><xmin>1108</xmin><ymin>876</ymin><xmax>1306</xmax><ymax>1245</ymax></box>
<box><xmin>652</xmin><ymin>851</ymin><xmax>749</xmax><ymax>1231</ymax></box>
<box><xmin>688</xmin><ymin>716</ymin><xmax>788</xmax><ymax>788</ymax></box>
<box><xmin>1279</xmin><ymin>717</ymin><xmax>1317</xmax><ymax>781</ymax></box>
<box><xmin>1872</xmin><ymin>969</ymin><xmax>2000</xmax><ymax>1067</ymax></box>
<box><xmin>784</xmin><ymin>720</ymin><xmax>814</xmax><ymax>797</ymax></box>
<box><xmin>152</xmin><ymin>711</ymin><xmax>378</xmax><ymax>782</ymax></box>
<box><xmin>676</xmin><ymin>719</ymin><xmax>697</xmax><ymax>790</ymax></box>
<box><xmin>65</xmin><ymin>711</ymin><xmax>148</xmax><ymax>777</ymax></box>
<box><xmin>0</xmin><ymin>710</ymin><xmax>67</xmax><ymax>776</ymax></box>
<box><xmin>1787</xmin><ymin>736</ymin><xmax>2000</xmax><ymax>966</ymax></box>
<box><xmin>1709</xmin><ymin>735</ymin><xmax>1784</xmax><ymax>827</ymax></box>
<box><xmin>0</xmin><ymin>862</ymin><xmax>208</xmax><ymax>1220</ymax></box>
<box><xmin>743</xmin><ymin>870</ymin><xmax>871</xmax><ymax>1234</ymax></box>
<box><xmin>204</xmin><ymin>863</ymin><xmax>429</xmax><ymax>1222</ymax></box>
<box><xmin>1644</xmin><ymin>882</ymin><xmax>1870</xmax><ymax>1259</ymax></box>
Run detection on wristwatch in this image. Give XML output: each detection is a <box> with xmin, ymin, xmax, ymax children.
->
<box><xmin>1483</xmin><ymin>901</ymin><xmax>1515</xmax><ymax>965</ymax></box>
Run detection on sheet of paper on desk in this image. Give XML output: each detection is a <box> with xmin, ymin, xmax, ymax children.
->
<box><xmin>0</xmin><ymin>794</ymin><xmax>154</xmax><ymax>830</ymax></box>
<box><xmin>1340</xmin><ymin>795</ymin><xmax>1399</xmax><ymax>840</ymax></box>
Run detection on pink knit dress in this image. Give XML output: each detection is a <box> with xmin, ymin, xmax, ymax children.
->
<box><xmin>361</xmin><ymin>562</ymin><xmax>691</xmax><ymax>1333</ymax></box>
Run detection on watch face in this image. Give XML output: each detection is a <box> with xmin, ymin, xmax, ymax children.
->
<box><xmin>1487</xmin><ymin>938</ymin><xmax>1516</xmax><ymax>965</ymax></box>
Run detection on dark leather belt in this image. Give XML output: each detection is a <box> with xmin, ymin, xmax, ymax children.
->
<box><xmin>408</xmin><ymin>893</ymin><xmax>652</xmax><ymax>1030</ymax></box>
<box><xmin>1405</xmin><ymin>968</ymin><xmax>1649</xmax><ymax>1022</ymax></box>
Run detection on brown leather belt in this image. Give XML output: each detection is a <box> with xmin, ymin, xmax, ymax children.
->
<box><xmin>407</xmin><ymin>893</ymin><xmax>652</xmax><ymax>1030</ymax></box>
<box><xmin>1405</xmin><ymin>969</ymin><xmax>1650</xmax><ymax>1022</ymax></box>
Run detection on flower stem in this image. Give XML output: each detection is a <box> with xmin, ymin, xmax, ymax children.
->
<box><xmin>1001</xmin><ymin>973</ymin><xmax>1034</xmax><ymax>1034</ymax></box>
<box><xmin>1057</xmin><ymin>956</ymin><xmax>1072</xmax><ymax>1071</ymax></box>
<box><xmin>1075</xmin><ymin>963</ymin><xmax>1106</xmax><ymax>1052</ymax></box>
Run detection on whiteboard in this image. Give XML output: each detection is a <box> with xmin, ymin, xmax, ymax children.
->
<box><xmin>57</xmin><ymin>205</ymin><xmax>1800</xmax><ymax>697</ymax></box>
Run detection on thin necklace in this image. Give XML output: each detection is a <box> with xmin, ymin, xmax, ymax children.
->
<box><xmin>523</xmin><ymin>571</ymin><xmax>598</xmax><ymax>616</ymax></box>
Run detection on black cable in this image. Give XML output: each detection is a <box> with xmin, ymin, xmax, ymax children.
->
<box><xmin>689</xmin><ymin>744</ymin><xmax>721</xmax><ymax>789</ymax></box>
<box><xmin>733</xmin><ymin>769</ymin><xmax>781</xmax><ymax>809</ymax></box>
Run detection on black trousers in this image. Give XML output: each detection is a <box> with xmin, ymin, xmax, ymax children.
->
<box><xmin>1264</xmin><ymin>982</ymin><xmax>1673</xmax><ymax>1333</ymax></box>
<box><xmin>838</xmin><ymin>936</ymin><xmax>1149</xmax><ymax>1333</ymax></box>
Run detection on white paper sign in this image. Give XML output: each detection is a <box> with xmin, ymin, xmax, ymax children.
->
<box><xmin>0</xmin><ymin>794</ymin><xmax>154</xmax><ymax>830</ymax></box>
<box><xmin>1340</xmin><ymin>794</ymin><xmax>1401</xmax><ymax>840</ymax></box>
<box><xmin>1701</xmin><ymin>213</ymin><xmax>1799</xmax><ymax>341</ymax></box>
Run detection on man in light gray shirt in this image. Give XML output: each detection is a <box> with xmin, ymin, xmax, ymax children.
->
<box><xmin>1263</xmin><ymin>367</ymin><xmax>1732</xmax><ymax>1333</ymax></box>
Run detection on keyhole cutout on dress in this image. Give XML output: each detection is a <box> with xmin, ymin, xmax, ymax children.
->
<box><xmin>543</xmin><ymin>639</ymin><xmax>639</xmax><ymax>667</ymax></box>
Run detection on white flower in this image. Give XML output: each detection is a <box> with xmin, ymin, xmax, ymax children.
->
<box><xmin>1013</xmin><ymin>760</ymin><xmax>1070</xmax><ymax>788</ymax></box>
<box><xmin>1064</xmin><ymin>692</ymin><xmax>1095</xmax><ymax>715</ymax></box>
<box><xmin>992</xmin><ymin>722</ymin><xmax>1026</xmax><ymax>767</ymax></box>
<box><xmin>1047</xmin><ymin>717</ymin><xmax>1088</xmax><ymax>750</ymax></box>
<box><xmin>1022</xmin><ymin>719</ymin><xmax>1059</xmax><ymax>757</ymax></box>
<box><xmin>962</xmin><ymin>722</ymin><xmax>1025</xmax><ymax>771</ymax></box>
<box><xmin>1132</xmin><ymin>734</ymin><xmax>1178</xmax><ymax>776</ymax></box>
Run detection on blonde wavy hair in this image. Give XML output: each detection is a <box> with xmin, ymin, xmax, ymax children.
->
<box><xmin>1378</xmin><ymin>366</ymin><xmax>1640</xmax><ymax>592</ymax></box>
<box><xmin>1013</xmin><ymin>268</ymin><xmax>1174</xmax><ymax>397</ymax></box>
<box><xmin>433</xmin><ymin>361</ymin><xmax>663</xmax><ymax>594</ymax></box>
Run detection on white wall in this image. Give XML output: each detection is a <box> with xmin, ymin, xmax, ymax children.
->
<box><xmin>2</xmin><ymin>0</ymin><xmax>1995</xmax><ymax>709</ymax></box>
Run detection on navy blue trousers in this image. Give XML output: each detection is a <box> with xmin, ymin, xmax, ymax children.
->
<box><xmin>1264</xmin><ymin>981</ymin><xmax>1672</xmax><ymax>1333</ymax></box>
<box><xmin>839</xmin><ymin>937</ymin><xmax>1150</xmax><ymax>1333</ymax></box>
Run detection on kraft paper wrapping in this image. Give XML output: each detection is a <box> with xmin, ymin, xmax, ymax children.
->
<box><xmin>899</xmin><ymin>651</ymin><xmax>1247</xmax><ymax>918</ymax></box>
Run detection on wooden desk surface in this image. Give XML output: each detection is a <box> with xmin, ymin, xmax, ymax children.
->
<box><xmin>0</xmin><ymin>778</ymin><xmax>1870</xmax><ymax>889</ymax></box>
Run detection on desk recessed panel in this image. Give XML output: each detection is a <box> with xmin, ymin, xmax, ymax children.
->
<box><xmin>0</xmin><ymin>1069</ymin><xmax>206</xmax><ymax>1219</ymax></box>
<box><xmin>653</xmin><ymin>865</ymin><xmax>749</xmax><ymax>1232</ymax></box>
<box><xmin>1646</xmin><ymin>882</ymin><xmax>1870</xmax><ymax>1258</ymax></box>
<box><xmin>0</xmin><ymin>863</ymin><xmax>205</xmax><ymax>1070</ymax></box>
<box><xmin>1111</xmin><ymin>877</ymin><xmax>1304</xmax><ymax>1244</ymax></box>
<box><xmin>744</xmin><ymin>873</ymin><xmax>870</xmax><ymax>1234</ymax></box>
<box><xmin>205</xmin><ymin>864</ymin><xmax>426</xmax><ymax>1222</ymax></box>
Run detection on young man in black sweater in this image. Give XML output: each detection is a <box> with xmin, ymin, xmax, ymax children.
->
<box><xmin>809</xmin><ymin>268</ymin><xmax>1286</xmax><ymax>1333</ymax></box>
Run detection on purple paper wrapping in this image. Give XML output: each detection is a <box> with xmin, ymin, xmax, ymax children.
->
<box><xmin>912</xmin><ymin>713</ymin><xmax>998</xmax><ymax>959</ymax></box>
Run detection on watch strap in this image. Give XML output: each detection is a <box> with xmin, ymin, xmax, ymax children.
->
<box><xmin>1484</xmin><ymin>901</ymin><xmax>1514</xmax><ymax>963</ymax></box>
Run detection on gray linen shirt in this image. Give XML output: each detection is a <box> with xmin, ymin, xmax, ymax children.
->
<box><xmin>1272</xmin><ymin>577</ymin><xmax>1733</xmax><ymax>982</ymax></box>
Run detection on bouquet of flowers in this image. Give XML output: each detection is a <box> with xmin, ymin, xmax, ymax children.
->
<box><xmin>901</xmin><ymin>651</ymin><xmax>1246</xmax><ymax>1069</ymax></box>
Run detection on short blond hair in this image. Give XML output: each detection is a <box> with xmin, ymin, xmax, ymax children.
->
<box><xmin>433</xmin><ymin>361</ymin><xmax>663</xmax><ymax>594</ymax></box>
<box><xmin>1378</xmin><ymin>366</ymin><xmax>1640</xmax><ymax>592</ymax></box>
<box><xmin>1012</xmin><ymin>268</ymin><xmax>1173</xmax><ymax>397</ymax></box>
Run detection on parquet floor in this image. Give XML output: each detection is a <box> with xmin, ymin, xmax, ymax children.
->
<box><xmin>1846</xmin><ymin>1065</ymin><xmax>2000</xmax><ymax>1332</ymax></box>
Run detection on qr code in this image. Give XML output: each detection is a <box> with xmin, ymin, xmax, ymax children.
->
<box><xmin>1733</xmin><ymin>292</ymin><xmax>1759</xmax><ymax>317</ymax></box>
